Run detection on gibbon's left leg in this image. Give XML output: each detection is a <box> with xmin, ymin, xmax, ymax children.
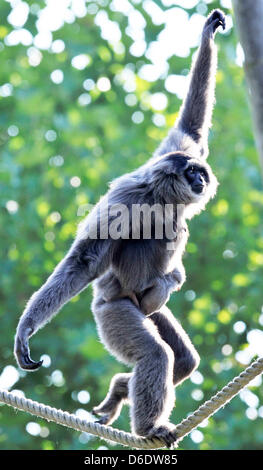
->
<box><xmin>93</xmin><ymin>305</ymin><xmax>199</xmax><ymax>427</ymax></box>
<box><xmin>151</xmin><ymin>305</ymin><xmax>200</xmax><ymax>386</ymax></box>
<box><xmin>91</xmin><ymin>295</ymin><xmax>176</xmax><ymax>446</ymax></box>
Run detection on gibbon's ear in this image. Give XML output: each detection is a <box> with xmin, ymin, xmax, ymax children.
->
<box><xmin>162</xmin><ymin>152</ymin><xmax>190</xmax><ymax>176</ymax></box>
<box><xmin>146</xmin><ymin>152</ymin><xmax>190</xmax><ymax>184</ymax></box>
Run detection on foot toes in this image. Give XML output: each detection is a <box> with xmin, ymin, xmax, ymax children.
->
<box><xmin>93</xmin><ymin>406</ymin><xmax>115</xmax><ymax>425</ymax></box>
<box><xmin>95</xmin><ymin>415</ymin><xmax>111</xmax><ymax>425</ymax></box>
<box><xmin>92</xmin><ymin>406</ymin><xmax>105</xmax><ymax>416</ymax></box>
<box><xmin>146</xmin><ymin>425</ymin><xmax>178</xmax><ymax>448</ymax></box>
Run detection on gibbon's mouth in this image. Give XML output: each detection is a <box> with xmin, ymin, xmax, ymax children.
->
<box><xmin>192</xmin><ymin>184</ymin><xmax>204</xmax><ymax>194</ymax></box>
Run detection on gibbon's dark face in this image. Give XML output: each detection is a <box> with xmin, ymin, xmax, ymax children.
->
<box><xmin>150</xmin><ymin>152</ymin><xmax>215</xmax><ymax>205</ymax></box>
<box><xmin>184</xmin><ymin>163</ymin><xmax>210</xmax><ymax>194</ymax></box>
<box><xmin>160</xmin><ymin>152</ymin><xmax>211</xmax><ymax>196</ymax></box>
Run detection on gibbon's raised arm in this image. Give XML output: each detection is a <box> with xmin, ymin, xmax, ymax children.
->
<box><xmin>177</xmin><ymin>10</ymin><xmax>225</xmax><ymax>155</ymax></box>
<box><xmin>156</xmin><ymin>9</ymin><xmax>225</xmax><ymax>160</ymax></box>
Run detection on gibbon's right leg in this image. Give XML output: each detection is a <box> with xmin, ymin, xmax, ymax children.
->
<box><xmin>93</xmin><ymin>305</ymin><xmax>199</xmax><ymax>427</ymax></box>
<box><xmin>14</xmin><ymin>239</ymin><xmax>111</xmax><ymax>371</ymax></box>
<box><xmin>91</xmin><ymin>296</ymin><xmax>176</xmax><ymax>447</ymax></box>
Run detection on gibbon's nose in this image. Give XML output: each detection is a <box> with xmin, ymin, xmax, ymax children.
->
<box><xmin>192</xmin><ymin>174</ymin><xmax>204</xmax><ymax>193</ymax></box>
<box><xmin>196</xmin><ymin>173</ymin><xmax>204</xmax><ymax>185</ymax></box>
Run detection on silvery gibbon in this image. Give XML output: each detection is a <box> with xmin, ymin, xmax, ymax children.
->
<box><xmin>14</xmin><ymin>10</ymin><xmax>225</xmax><ymax>447</ymax></box>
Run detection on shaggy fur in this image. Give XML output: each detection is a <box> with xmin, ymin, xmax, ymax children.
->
<box><xmin>14</xmin><ymin>10</ymin><xmax>225</xmax><ymax>447</ymax></box>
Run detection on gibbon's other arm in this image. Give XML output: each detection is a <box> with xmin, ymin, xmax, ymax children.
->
<box><xmin>96</xmin><ymin>264</ymin><xmax>185</xmax><ymax>317</ymax></box>
<box><xmin>139</xmin><ymin>267</ymin><xmax>185</xmax><ymax>316</ymax></box>
<box><xmin>14</xmin><ymin>239</ymin><xmax>111</xmax><ymax>370</ymax></box>
<box><xmin>156</xmin><ymin>9</ymin><xmax>225</xmax><ymax>160</ymax></box>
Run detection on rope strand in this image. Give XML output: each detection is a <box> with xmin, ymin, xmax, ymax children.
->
<box><xmin>1</xmin><ymin>356</ymin><xmax>263</xmax><ymax>449</ymax></box>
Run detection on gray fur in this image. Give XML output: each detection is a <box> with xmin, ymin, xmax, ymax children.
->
<box><xmin>92</xmin><ymin>299</ymin><xmax>200</xmax><ymax>442</ymax></box>
<box><xmin>14</xmin><ymin>10</ymin><xmax>225</xmax><ymax>447</ymax></box>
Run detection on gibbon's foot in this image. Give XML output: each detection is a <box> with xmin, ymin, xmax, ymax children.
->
<box><xmin>14</xmin><ymin>335</ymin><xmax>43</xmax><ymax>371</ymax></box>
<box><xmin>92</xmin><ymin>406</ymin><xmax>116</xmax><ymax>426</ymax></box>
<box><xmin>204</xmin><ymin>9</ymin><xmax>225</xmax><ymax>37</ymax></box>
<box><xmin>95</xmin><ymin>415</ymin><xmax>112</xmax><ymax>426</ymax></box>
<box><xmin>146</xmin><ymin>425</ymin><xmax>178</xmax><ymax>449</ymax></box>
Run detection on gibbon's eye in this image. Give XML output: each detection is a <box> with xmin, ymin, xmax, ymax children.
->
<box><xmin>200</xmin><ymin>169</ymin><xmax>209</xmax><ymax>182</ymax></box>
<box><xmin>189</xmin><ymin>166</ymin><xmax>195</xmax><ymax>174</ymax></box>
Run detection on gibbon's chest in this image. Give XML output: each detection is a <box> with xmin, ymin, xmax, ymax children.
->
<box><xmin>111</xmin><ymin>219</ymin><xmax>189</xmax><ymax>290</ymax></box>
<box><xmin>112</xmin><ymin>238</ymin><xmax>168</xmax><ymax>286</ymax></box>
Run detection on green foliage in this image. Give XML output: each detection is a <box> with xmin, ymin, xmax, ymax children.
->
<box><xmin>0</xmin><ymin>0</ymin><xmax>263</xmax><ymax>450</ymax></box>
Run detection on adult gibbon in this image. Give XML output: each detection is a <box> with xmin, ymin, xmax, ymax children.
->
<box><xmin>15</xmin><ymin>9</ymin><xmax>225</xmax><ymax>447</ymax></box>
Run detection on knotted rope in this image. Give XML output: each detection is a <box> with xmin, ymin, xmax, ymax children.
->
<box><xmin>1</xmin><ymin>356</ymin><xmax>263</xmax><ymax>449</ymax></box>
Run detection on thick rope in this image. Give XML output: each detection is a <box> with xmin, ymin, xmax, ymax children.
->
<box><xmin>0</xmin><ymin>356</ymin><xmax>263</xmax><ymax>449</ymax></box>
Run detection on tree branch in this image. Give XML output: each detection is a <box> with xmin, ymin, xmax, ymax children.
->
<box><xmin>233</xmin><ymin>0</ymin><xmax>263</xmax><ymax>174</ymax></box>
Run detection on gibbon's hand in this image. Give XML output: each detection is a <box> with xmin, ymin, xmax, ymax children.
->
<box><xmin>140</xmin><ymin>279</ymin><xmax>172</xmax><ymax>316</ymax></box>
<box><xmin>169</xmin><ymin>267</ymin><xmax>186</xmax><ymax>292</ymax></box>
<box><xmin>203</xmin><ymin>9</ymin><xmax>226</xmax><ymax>38</ymax></box>
<box><xmin>14</xmin><ymin>327</ymin><xmax>43</xmax><ymax>371</ymax></box>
